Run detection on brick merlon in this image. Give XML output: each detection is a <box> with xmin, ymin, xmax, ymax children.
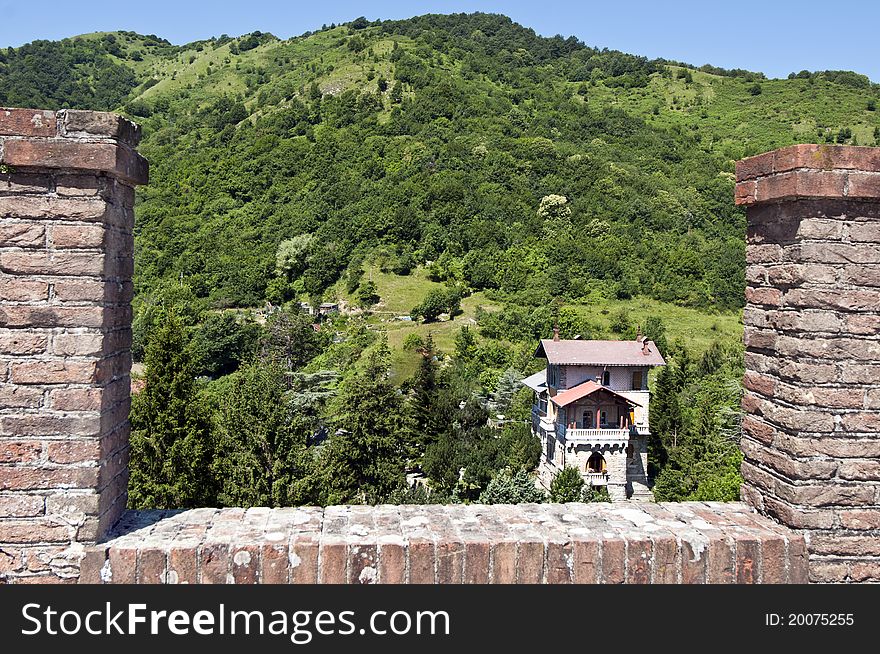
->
<box><xmin>0</xmin><ymin>107</ymin><xmax>147</xmax><ymax>186</ymax></box>
<box><xmin>735</xmin><ymin>144</ymin><xmax>880</xmax><ymax>205</ymax></box>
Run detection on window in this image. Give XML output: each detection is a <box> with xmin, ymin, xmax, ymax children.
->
<box><xmin>582</xmin><ymin>411</ymin><xmax>593</xmax><ymax>428</ymax></box>
<box><xmin>600</xmin><ymin>410</ymin><xmax>607</xmax><ymax>426</ymax></box>
<box><xmin>631</xmin><ymin>370</ymin><xmax>643</xmax><ymax>390</ymax></box>
<box><xmin>602</xmin><ymin>370</ymin><xmax>610</xmax><ymax>386</ymax></box>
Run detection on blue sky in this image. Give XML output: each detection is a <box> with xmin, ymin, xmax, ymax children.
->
<box><xmin>2</xmin><ymin>0</ymin><xmax>878</xmax><ymax>81</ymax></box>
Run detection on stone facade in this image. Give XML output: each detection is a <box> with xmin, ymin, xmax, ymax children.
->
<box><xmin>528</xmin><ymin>338</ymin><xmax>662</xmax><ymax>501</ymax></box>
<box><xmin>0</xmin><ymin>108</ymin><xmax>147</xmax><ymax>582</ymax></box>
<box><xmin>737</xmin><ymin>144</ymin><xmax>880</xmax><ymax>582</ymax></box>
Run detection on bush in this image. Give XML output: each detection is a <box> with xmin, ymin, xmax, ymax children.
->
<box><xmin>479</xmin><ymin>468</ymin><xmax>546</xmax><ymax>504</ymax></box>
<box><xmin>581</xmin><ymin>485</ymin><xmax>611</xmax><ymax>502</ymax></box>
<box><xmin>549</xmin><ymin>466</ymin><xmax>584</xmax><ymax>502</ymax></box>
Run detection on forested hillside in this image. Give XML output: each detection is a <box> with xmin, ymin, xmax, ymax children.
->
<box><xmin>3</xmin><ymin>13</ymin><xmax>877</xmax><ymax>506</ymax></box>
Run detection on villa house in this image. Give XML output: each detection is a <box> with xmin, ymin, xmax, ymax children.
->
<box><xmin>522</xmin><ymin>329</ymin><xmax>665</xmax><ymax>501</ymax></box>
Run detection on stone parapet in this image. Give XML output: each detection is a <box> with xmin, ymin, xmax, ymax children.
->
<box><xmin>79</xmin><ymin>503</ymin><xmax>807</xmax><ymax>585</ymax></box>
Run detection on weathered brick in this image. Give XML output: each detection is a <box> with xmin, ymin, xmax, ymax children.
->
<box><xmin>61</xmin><ymin>109</ymin><xmax>141</xmax><ymax>146</ymax></box>
<box><xmin>0</xmin><ymin>466</ymin><xmax>98</xmax><ymax>491</ymax></box>
<box><xmin>0</xmin><ymin>384</ymin><xmax>43</xmax><ymax>408</ymax></box>
<box><xmin>0</xmin><ymin>440</ymin><xmax>42</xmax><ymax>464</ymax></box>
<box><xmin>838</xmin><ymin>509</ymin><xmax>880</xmax><ymax>530</ymax></box>
<box><xmin>46</xmin><ymin>441</ymin><xmax>100</xmax><ymax>465</ymax></box>
<box><xmin>0</xmin><ymin>108</ymin><xmax>56</xmax><ymax>137</ymax></box>
<box><xmin>10</xmin><ymin>359</ymin><xmax>97</xmax><ymax>384</ymax></box>
<box><xmin>0</xmin><ymin>276</ymin><xmax>49</xmax><ymax>302</ymax></box>
<box><xmin>0</xmin><ymin>223</ymin><xmax>45</xmax><ymax>247</ymax></box>
<box><xmin>231</xmin><ymin>544</ymin><xmax>261</xmax><ymax>584</ymax></box>
<box><xmin>107</xmin><ymin>547</ymin><xmax>136</xmax><ymax>584</ymax></box>
<box><xmin>138</xmin><ymin>548</ymin><xmax>166</xmax><ymax>584</ymax></box>
<box><xmin>1</xmin><ymin>520</ymin><xmax>74</xmax><ymax>544</ymax></box>
<box><xmin>0</xmin><ymin>331</ymin><xmax>48</xmax><ymax>355</ymax></box>
<box><xmin>601</xmin><ymin>537</ymin><xmax>625</xmax><ymax>584</ymax></box>
<box><xmin>0</xmin><ymin>493</ymin><xmax>44</xmax><ymax>517</ymax></box>
<box><xmin>0</xmin><ymin>306</ymin><xmax>106</xmax><ymax>330</ymax></box>
<box><xmin>1</xmin><ymin>139</ymin><xmax>147</xmax><ymax>187</ymax></box>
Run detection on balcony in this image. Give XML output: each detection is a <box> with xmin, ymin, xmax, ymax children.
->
<box><xmin>557</xmin><ymin>425</ymin><xmax>630</xmax><ymax>446</ymax></box>
<box><xmin>584</xmin><ymin>472</ymin><xmax>608</xmax><ymax>486</ymax></box>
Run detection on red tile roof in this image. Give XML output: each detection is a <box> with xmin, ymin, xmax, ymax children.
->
<box><xmin>550</xmin><ymin>380</ymin><xmax>642</xmax><ymax>408</ymax></box>
<box><xmin>535</xmin><ymin>338</ymin><xmax>666</xmax><ymax>366</ymax></box>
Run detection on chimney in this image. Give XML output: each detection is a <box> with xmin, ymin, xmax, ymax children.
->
<box><xmin>636</xmin><ymin>324</ymin><xmax>642</xmax><ymax>341</ymax></box>
<box><xmin>553</xmin><ymin>326</ymin><xmax>560</xmax><ymax>341</ymax></box>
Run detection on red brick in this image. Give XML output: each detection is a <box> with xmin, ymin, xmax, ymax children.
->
<box><xmin>407</xmin><ymin>539</ymin><xmax>434</xmax><ymax>584</ymax></box>
<box><xmin>0</xmin><ymin>466</ymin><xmax>98</xmax><ymax>491</ymax></box>
<box><xmin>138</xmin><ymin>548</ymin><xmax>166</xmax><ymax>584</ymax></box>
<box><xmin>260</xmin><ymin>541</ymin><xmax>289</xmax><ymax>584</ymax></box>
<box><xmin>434</xmin><ymin>540</ymin><xmax>462</xmax><ymax>584</ymax></box>
<box><xmin>108</xmin><ymin>547</ymin><xmax>136</xmax><ymax>583</ymax></box>
<box><xmin>1</xmin><ymin>414</ymin><xmax>99</xmax><ymax>437</ymax></box>
<box><xmin>1</xmin><ymin>520</ymin><xmax>73</xmax><ymax>544</ymax></box>
<box><xmin>545</xmin><ymin>540</ymin><xmax>573</xmax><ymax>584</ymax></box>
<box><xmin>318</xmin><ymin>539</ymin><xmax>347</xmax><ymax>584</ymax></box>
<box><xmin>461</xmin><ymin>540</ymin><xmax>489</xmax><ymax>584</ymax></box>
<box><xmin>0</xmin><ymin>440</ymin><xmax>42</xmax><ymax>463</ymax></box>
<box><xmin>1</xmin><ymin>139</ymin><xmax>148</xmax><ymax>186</ymax></box>
<box><xmin>0</xmin><ymin>250</ymin><xmax>105</xmax><ymax>276</ymax></box>
<box><xmin>155</xmin><ymin>545</ymin><xmax>190</xmax><ymax>584</ymax></box>
<box><xmin>0</xmin><ymin>277</ymin><xmax>49</xmax><ymax>302</ymax></box>
<box><xmin>47</xmin><ymin>441</ymin><xmax>100</xmax><ymax>465</ymax></box>
<box><xmin>48</xmin><ymin>388</ymin><xmax>101</xmax><ymax>413</ymax></box>
<box><xmin>626</xmin><ymin>538</ymin><xmax>652</xmax><ymax>584</ymax></box>
<box><xmin>847</xmin><ymin>172</ymin><xmax>880</xmax><ymax>199</ymax></box>
<box><xmin>198</xmin><ymin>543</ymin><xmax>230</xmax><ymax>584</ymax></box>
<box><xmin>601</xmin><ymin>538</ymin><xmax>625</xmax><ymax>584</ymax></box>
<box><xmin>289</xmin><ymin>539</ymin><xmax>318</xmax><ymax>584</ymax></box>
<box><xmin>516</xmin><ymin>540</ymin><xmax>544</xmax><ymax>584</ymax></box>
<box><xmin>78</xmin><ymin>548</ymin><xmax>107</xmax><ymax>584</ymax></box>
<box><xmin>0</xmin><ymin>384</ymin><xmax>43</xmax><ymax>409</ymax></box>
<box><xmin>490</xmin><ymin>540</ymin><xmax>516</xmax><ymax>584</ymax></box>
<box><xmin>838</xmin><ymin>509</ymin><xmax>880</xmax><ymax>530</ymax></box>
<box><xmin>231</xmin><ymin>544</ymin><xmax>260</xmax><ymax>584</ymax></box>
<box><xmin>571</xmin><ymin>538</ymin><xmax>599</xmax><ymax>584</ymax></box>
<box><xmin>49</xmin><ymin>224</ymin><xmax>106</xmax><ymax>249</ymax></box>
<box><xmin>0</xmin><ymin>493</ymin><xmax>44</xmax><ymax>517</ymax></box>
<box><xmin>734</xmin><ymin>537</ymin><xmax>760</xmax><ymax>584</ymax></box>
<box><xmin>61</xmin><ymin>109</ymin><xmax>141</xmax><ymax>146</ymax></box>
<box><xmin>1</xmin><ymin>307</ymin><xmax>105</xmax><ymax>330</ymax></box>
<box><xmin>10</xmin><ymin>359</ymin><xmax>97</xmax><ymax>384</ymax></box>
<box><xmin>0</xmin><ymin>195</ymin><xmax>109</xmax><ymax>221</ymax></box>
<box><xmin>0</xmin><ymin>223</ymin><xmax>45</xmax><ymax>247</ymax></box>
<box><xmin>650</xmin><ymin>533</ymin><xmax>679</xmax><ymax>584</ymax></box>
<box><xmin>736</xmin><ymin>151</ymin><xmax>774</xmax><ymax>181</ymax></box>
<box><xmin>0</xmin><ymin>108</ymin><xmax>56</xmax><ymax>137</ymax></box>
<box><xmin>0</xmin><ymin>332</ymin><xmax>48</xmax><ymax>355</ymax></box>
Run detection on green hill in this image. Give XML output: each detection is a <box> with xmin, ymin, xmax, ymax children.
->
<box><xmin>2</xmin><ymin>12</ymin><xmax>878</xmax><ymax>329</ymax></box>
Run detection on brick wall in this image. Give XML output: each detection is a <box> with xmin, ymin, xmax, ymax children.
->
<box><xmin>0</xmin><ymin>109</ymin><xmax>874</xmax><ymax>584</ymax></box>
<box><xmin>0</xmin><ymin>108</ymin><xmax>147</xmax><ymax>582</ymax></box>
<box><xmin>737</xmin><ymin>144</ymin><xmax>880</xmax><ymax>582</ymax></box>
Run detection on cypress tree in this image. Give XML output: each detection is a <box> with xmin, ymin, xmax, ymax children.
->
<box><xmin>212</xmin><ymin>362</ymin><xmax>314</xmax><ymax>507</ymax></box>
<box><xmin>128</xmin><ymin>311</ymin><xmax>214</xmax><ymax>508</ymax></box>
<box><xmin>317</xmin><ymin>339</ymin><xmax>407</xmax><ymax>504</ymax></box>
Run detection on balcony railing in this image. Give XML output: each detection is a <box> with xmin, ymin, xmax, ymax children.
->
<box><xmin>585</xmin><ymin>472</ymin><xmax>608</xmax><ymax>486</ymax></box>
<box><xmin>557</xmin><ymin>426</ymin><xmax>630</xmax><ymax>444</ymax></box>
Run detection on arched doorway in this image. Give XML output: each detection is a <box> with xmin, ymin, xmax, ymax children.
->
<box><xmin>586</xmin><ymin>452</ymin><xmax>606</xmax><ymax>474</ymax></box>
